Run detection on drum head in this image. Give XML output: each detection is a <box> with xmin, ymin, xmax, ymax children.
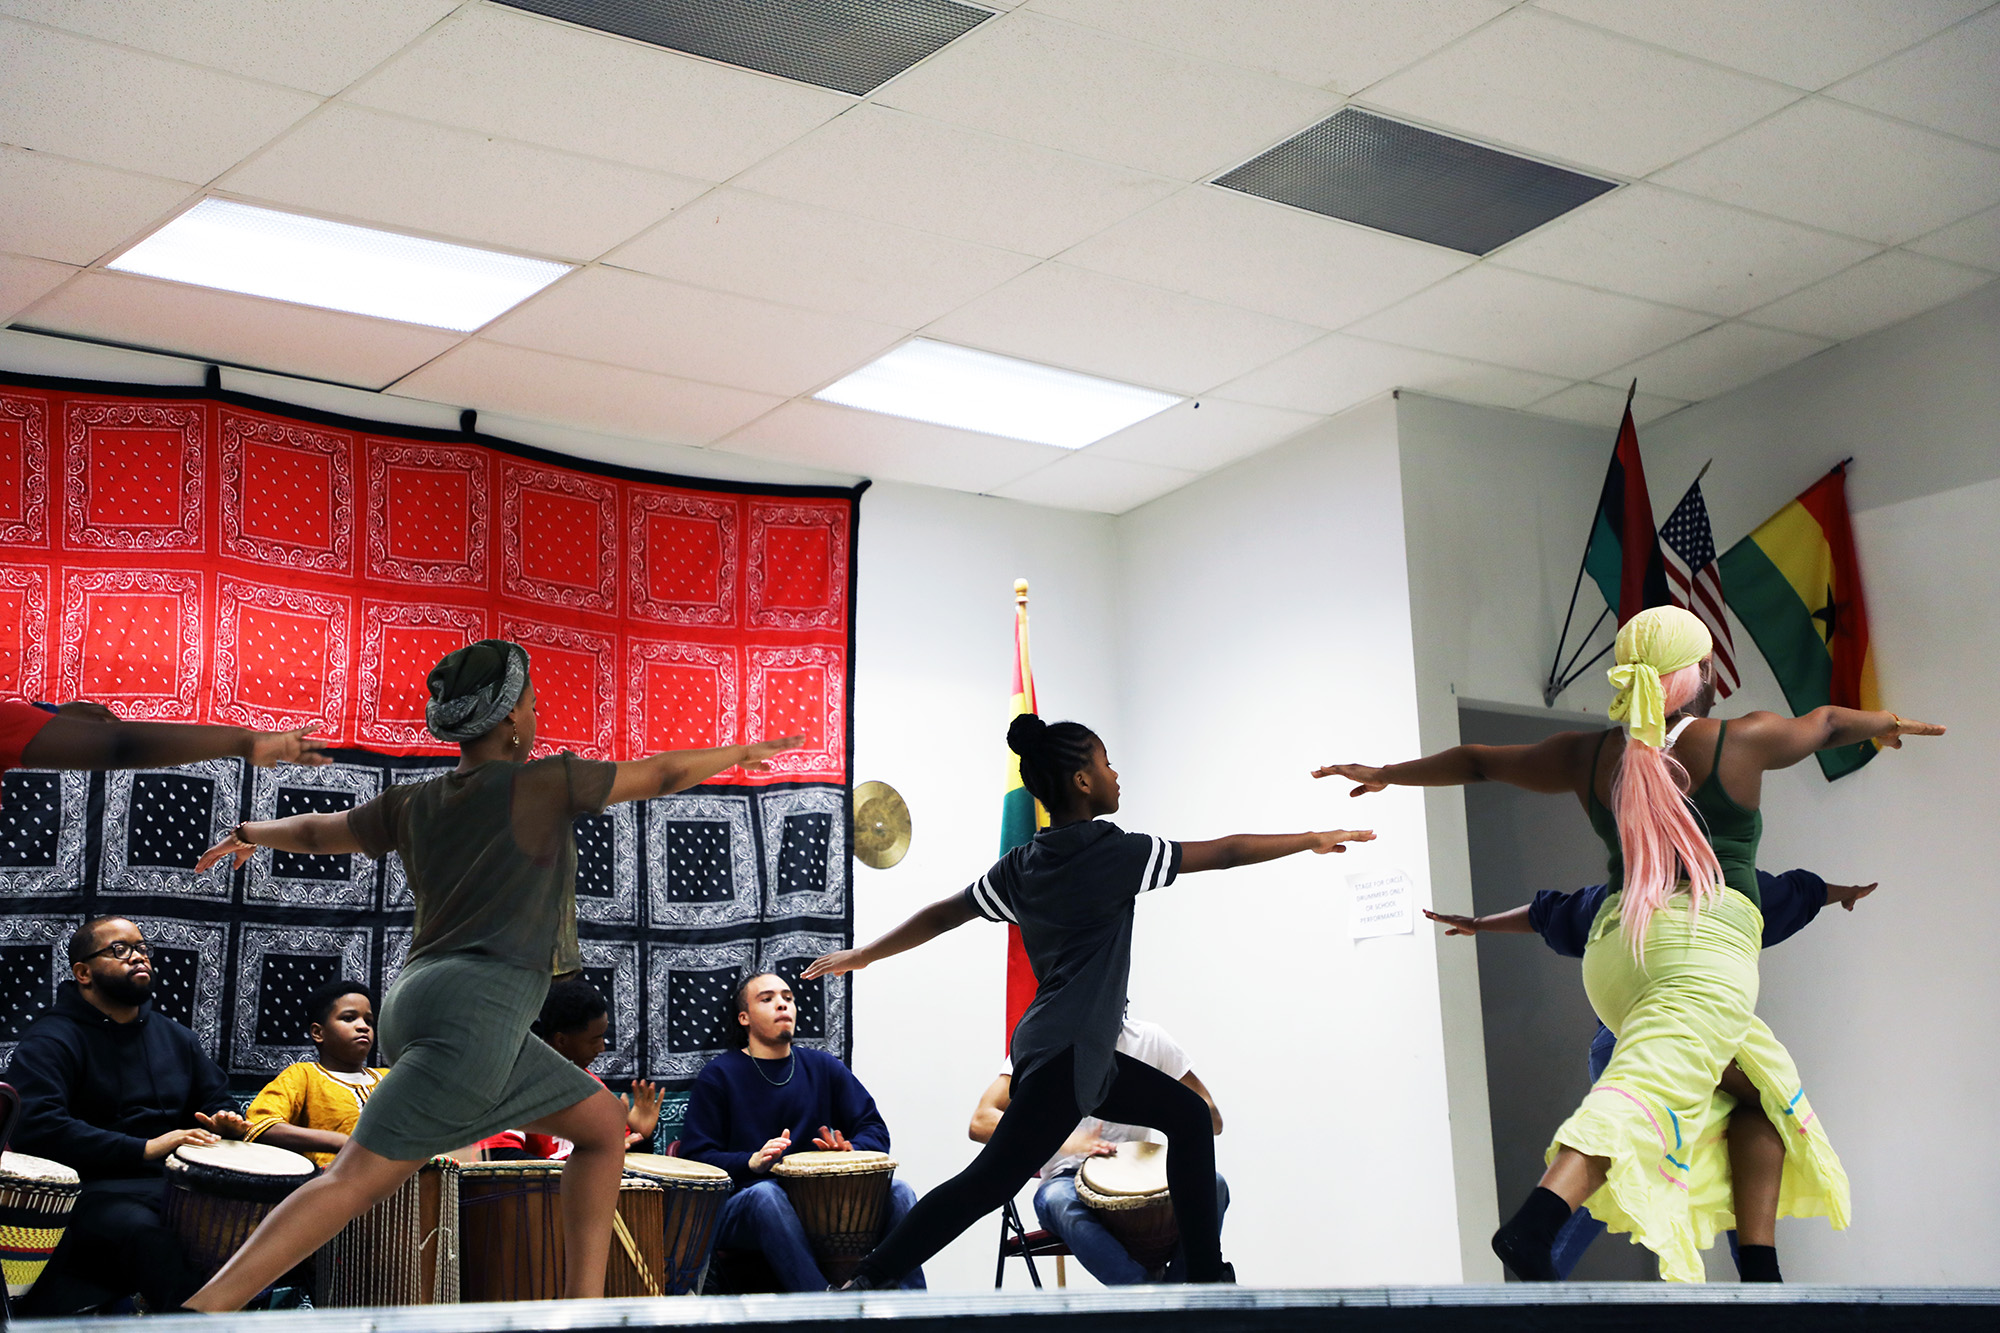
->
<box><xmin>1078</xmin><ymin>1141</ymin><xmax>1168</xmax><ymax>1198</ymax></box>
<box><xmin>623</xmin><ymin>1153</ymin><xmax>731</xmax><ymax>1184</ymax></box>
<box><xmin>167</xmin><ymin>1139</ymin><xmax>316</xmax><ymax>1202</ymax></box>
<box><xmin>0</xmin><ymin>1152</ymin><xmax>80</xmax><ymax>1187</ymax></box>
<box><xmin>770</xmin><ymin>1150</ymin><xmax>895</xmax><ymax>1178</ymax></box>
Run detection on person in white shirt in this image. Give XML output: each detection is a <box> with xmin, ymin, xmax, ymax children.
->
<box><xmin>968</xmin><ymin>1018</ymin><xmax>1227</xmax><ymax>1284</ymax></box>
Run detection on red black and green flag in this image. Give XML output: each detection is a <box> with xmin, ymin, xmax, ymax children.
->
<box><xmin>1581</xmin><ymin>403</ymin><xmax>1673</xmax><ymax>625</ymax></box>
<box><xmin>1718</xmin><ymin>463</ymin><xmax>1879</xmax><ymax>781</ymax></box>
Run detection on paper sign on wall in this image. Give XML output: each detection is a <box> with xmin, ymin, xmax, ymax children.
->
<box><xmin>1348</xmin><ymin>868</ymin><xmax>1415</xmax><ymax>940</ymax></box>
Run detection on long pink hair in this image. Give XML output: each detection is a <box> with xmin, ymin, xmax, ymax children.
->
<box><xmin>1611</xmin><ymin>661</ymin><xmax>1724</xmax><ymax>954</ymax></box>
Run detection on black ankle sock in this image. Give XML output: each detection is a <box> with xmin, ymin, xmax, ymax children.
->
<box><xmin>1491</xmin><ymin>1187</ymin><xmax>1570</xmax><ymax>1281</ymax></box>
<box><xmin>1736</xmin><ymin>1244</ymin><xmax>1782</xmax><ymax>1283</ymax></box>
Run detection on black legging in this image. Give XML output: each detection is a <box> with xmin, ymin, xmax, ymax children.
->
<box><xmin>854</xmin><ymin>1046</ymin><xmax>1223</xmax><ymax>1284</ymax></box>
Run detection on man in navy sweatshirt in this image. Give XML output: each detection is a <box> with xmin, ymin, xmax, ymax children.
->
<box><xmin>680</xmin><ymin>972</ymin><xmax>923</xmax><ymax>1291</ymax></box>
<box><xmin>4</xmin><ymin>916</ymin><xmax>241</xmax><ymax>1315</ymax></box>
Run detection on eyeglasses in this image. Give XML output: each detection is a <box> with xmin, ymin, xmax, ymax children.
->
<box><xmin>83</xmin><ymin>939</ymin><xmax>151</xmax><ymax>962</ymax></box>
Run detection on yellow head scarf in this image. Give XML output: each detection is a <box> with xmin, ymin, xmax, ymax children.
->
<box><xmin>1607</xmin><ymin>606</ymin><xmax>1713</xmax><ymax>749</ymax></box>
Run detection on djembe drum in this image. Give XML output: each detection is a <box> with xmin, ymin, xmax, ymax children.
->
<box><xmin>162</xmin><ymin>1141</ymin><xmax>319</xmax><ymax>1280</ymax></box>
<box><xmin>768</xmin><ymin>1150</ymin><xmax>896</xmax><ymax>1285</ymax></box>
<box><xmin>0</xmin><ymin>1152</ymin><xmax>81</xmax><ymax>1303</ymax></box>
<box><xmin>1075</xmin><ymin>1141</ymin><xmax>1178</xmax><ymax>1269</ymax></box>
<box><xmin>315</xmin><ymin>1157</ymin><xmax>461</xmax><ymax>1306</ymax></box>
<box><xmin>620</xmin><ymin>1154</ymin><xmax>733</xmax><ymax>1294</ymax></box>
<box><xmin>457</xmin><ymin>1160</ymin><xmax>563</xmax><ymax>1302</ymax></box>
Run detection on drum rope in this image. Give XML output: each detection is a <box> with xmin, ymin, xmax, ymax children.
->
<box><xmin>611</xmin><ymin>1211</ymin><xmax>663</xmax><ymax>1297</ymax></box>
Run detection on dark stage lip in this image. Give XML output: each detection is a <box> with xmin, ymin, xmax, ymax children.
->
<box><xmin>23</xmin><ymin>1286</ymin><xmax>2000</xmax><ymax>1332</ymax></box>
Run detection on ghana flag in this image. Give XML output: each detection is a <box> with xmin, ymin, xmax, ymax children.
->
<box><xmin>1717</xmin><ymin>463</ymin><xmax>1880</xmax><ymax>781</ymax></box>
<box><xmin>1001</xmin><ymin>578</ymin><xmax>1047</xmax><ymax>1047</ymax></box>
<box><xmin>1581</xmin><ymin>401</ymin><xmax>1673</xmax><ymax>625</ymax></box>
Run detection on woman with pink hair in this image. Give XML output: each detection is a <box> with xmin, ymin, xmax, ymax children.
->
<box><xmin>1316</xmin><ymin>606</ymin><xmax>1942</xmax><ymax>1283</ymax></box>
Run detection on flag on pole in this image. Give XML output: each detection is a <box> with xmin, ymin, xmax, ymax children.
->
<box><xmin>1000</xmin><ymin>578</ymin><xmax>1046</xmax><ymax>1047</ymax></box>
<box><xmin>1659</xmin><ymin>475</ymin><xmax>1740</xmax><ymax>700</ymax></box>
<box><xmin>1717</xmin><ymin>463</ymin><xmax>1880</xmax><ymax>781</ymax></box>
<box><xmin>1581</xmin><ymin>400</ymin><xmax>1674</xmax><ymax>625</ymax></box>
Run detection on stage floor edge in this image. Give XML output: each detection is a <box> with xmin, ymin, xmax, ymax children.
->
<box><xmin>21</xmin><ymin>1286</ymin><xmax>2000</xmax><ymax>1333</ymax></box>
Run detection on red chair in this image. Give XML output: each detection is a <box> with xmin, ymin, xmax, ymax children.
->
<box><xmin>995</xmin><ymin>1197</ymin><xmax>1069</xmax><ymax>1289</ymax></box>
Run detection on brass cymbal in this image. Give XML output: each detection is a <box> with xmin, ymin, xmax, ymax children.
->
<box><xmin>852</xmin><ymin>780</ymin><xmax>911</xmax><ymax>870</ymax></box>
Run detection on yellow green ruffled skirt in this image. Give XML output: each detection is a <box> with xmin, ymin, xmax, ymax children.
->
<box><xmin>1548</xmin><ymin>887</ymin><xmax>1849</xmax><ymax>1282</ymax></box>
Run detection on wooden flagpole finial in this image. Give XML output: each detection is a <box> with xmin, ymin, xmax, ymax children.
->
<box><xmin>1014</xmin><ymin>578</ymin><xmax>1029</xmax><ymax>604</ymax></box>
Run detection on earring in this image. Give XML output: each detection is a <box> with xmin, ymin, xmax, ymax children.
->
<box><xmin>509</xmin><ymin>726</ymin><xmax>521</xmax><ymax>751</ymax></box>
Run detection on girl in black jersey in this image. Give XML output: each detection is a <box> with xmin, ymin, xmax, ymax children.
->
<box><xmin>805</xmin><ymin>714</ymin><xmax>1373</xmax><ymax>1286</ymax></box>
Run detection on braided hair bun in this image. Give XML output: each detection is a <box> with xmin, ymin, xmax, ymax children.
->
<box><xmin>1006</xmin><ymin>712</ymin><xmax>1101</xmax><ymax>812</ymax></box>
<box><xmin>1007</xmin><ymin>712</ymin><xmax>1050</xmax><ymax>756</ymax></box>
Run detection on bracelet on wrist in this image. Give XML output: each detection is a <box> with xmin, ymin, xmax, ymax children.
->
<box><xmin>233</xmin><ymin>822</ymin><xmax>255</xmax><ymax>847</ymax></box>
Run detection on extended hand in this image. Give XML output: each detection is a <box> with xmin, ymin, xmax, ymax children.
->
<box><xmin>1423</xmin><ymin>908</ymin><xmax>1481</xmax><ymax>936</ymax></box>
<box><xmin>749</xmin><ymin>1128</ymin><xmax>792</xmax><ymax>1173</ymax></box>
<box><xmin>741</xmin><ymin>735</ymin><xmax>807</xmax><ymax>773</ymax></box>
<box><xmin>195</xmin><ymin>1110</ymin><xmax>249</xmax><ymax>1140</ymax></box>
<box><xmin>1311</xmin><ymin>763</ymin><xmax>1389</xmax><ymax>796</ymax></box>
<box><xmin>249</xmin><ymin>726</ymin><xmax>331</xmax><ymax>768</ymax></box>
<box><xmin>1310</xmin><ymin>828</ymin><xmax>1375</xmax><ymax>854</ymax></box>
<box><xmin>1880</xmin><ymin>716</ymin><xmax>1945</xmax><ymax>749</ymax></box>
<box><xmin>145</xmin><ymin>1127</ymin><xmax>220</xmax><ymax>1160</ymax></box>
<box><xmin>802</xmin><ymin>949</ymin><xmax>865</xmax><ymax>981</ymax></box>
<box><xmin>624</xmin><ymin>1079</ymin><xmax>663</xmax><ymax>1140</ymax></box>
<box><xmin>195</xmin><ymin>831</ymin><xmax>258</xmax><ymax>874</ymax></box>
<box><xmin>1827</xmin><ymin>881</ymin><xmax>1878</xmax><ymax>912</ymax></box>
<box><xmin>812</xmin><ymin>1125</ymin><xmax>853</xmax><ymax>1151</ymax></box>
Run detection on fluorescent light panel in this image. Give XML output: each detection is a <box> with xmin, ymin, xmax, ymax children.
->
<box><xmin>815</xmin><ymin>339</ymin><xmax>1181</xmax><ymax>449</ymax></box>
<box><xmin>109</xmin><ymin>199</ymin><xmax>573</xmax><ymax>333</ymax></box>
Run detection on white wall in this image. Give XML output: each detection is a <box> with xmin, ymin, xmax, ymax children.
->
<box><xmin>1110</xmin><ymin>399</ymin><xmax>1469</xmax><ymax>1285</ymax></box>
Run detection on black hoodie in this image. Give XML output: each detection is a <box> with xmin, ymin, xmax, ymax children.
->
<box><xmin>3</xmin><ymin>981</ymin><xmax>232</xmax><ymax>1180</ymax></box>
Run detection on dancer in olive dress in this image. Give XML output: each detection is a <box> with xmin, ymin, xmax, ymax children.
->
<box><xmin>182</xmin><ymin>640</ymin><xmax>800</xmax><ymax>1309</ymax></box>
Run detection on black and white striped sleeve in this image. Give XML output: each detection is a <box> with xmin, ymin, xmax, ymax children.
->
<box><xmin>963</xmin><ymin>871</ymin><xmax>1017</xmax><ymax>923</ymax></box>
<box><xmin>1134</xmin><ymin>835</ymin><xmax>1182</xmax><ymax>894</ymax></box>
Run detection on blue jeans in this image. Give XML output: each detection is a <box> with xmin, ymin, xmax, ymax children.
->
<box><xmin>1033</xmin><ymin>1170</ymin><xmax>1230</xmax><ymax>1285</ymax></box>
<box><xmin>718</xmin><ymin>1177</ymin><xmax>924</xmax><ymax>1292</ymax></box>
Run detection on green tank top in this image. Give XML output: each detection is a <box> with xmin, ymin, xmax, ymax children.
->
<box><xmin>1586</xmin><ymin>721</ymin><xmax>1762</xmax><ymax>908</ymax></box>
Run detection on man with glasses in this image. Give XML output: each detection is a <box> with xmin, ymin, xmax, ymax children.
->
<box><xmin>4</xmin><ymin>917</ymin><xmax>243</xmax><ymax>1314</ymax></box>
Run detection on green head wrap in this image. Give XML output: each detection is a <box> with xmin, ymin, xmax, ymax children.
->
<box><xmin>1607</xmin><ymin>606</ymin><xmax>1712</xmax><ymax>749</ymax></box>
<box><xmin>425</xmin><ymin>639</ymin><xmax>530</xmax><ymax>743</ymax></box>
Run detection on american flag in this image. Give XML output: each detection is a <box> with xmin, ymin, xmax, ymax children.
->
<box><xmin>1660</xmin><ymin>478</ymin><xmax>1740</xmax><ymax>699</ymax></box>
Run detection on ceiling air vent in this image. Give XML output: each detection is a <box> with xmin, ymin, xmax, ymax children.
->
<box><xmin>498</xmin><ymin>0</ymin><xmax>994</xmax><ymax>96</ymax></box>
<box><xmin>1214</xmin><ymin>107</ymin><xmax>1617</xmax><ymax>256</ymax></box>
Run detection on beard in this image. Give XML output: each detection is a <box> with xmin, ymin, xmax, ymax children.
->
<box><xmin>94</xmin><ymin>969</ymin><xmax>152</xmax><ymax>1006</ymax></box>
<box><xmin>765</xmin><ymin>1026</ymin><xmax>793</xmax><ymax>1049</ymax></box>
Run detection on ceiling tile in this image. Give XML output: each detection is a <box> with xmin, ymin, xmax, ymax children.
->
<box><xmin>607</xmin><ymin>188</ymin><xmax>1036</xmax><ymax>328</ymax></box>
<box><xmin>345</xmin><ymin>4</ymin><xmax>848</xmax><ymax>182</ymax></box>
<box><xmin>390</xmin><ymin>340</ymin><xmax>782</xmax><ymax>447</ymax></box>
<box><xmin>1360</xmin><ymin>9</ymin><xmax>1798</xmax><ymax>177</ymax></box>
<box><xmin>990</xmin><ymin>451</ymin><xmax>1198</xmax><ymax>514</ymax></box>
<box><xmin>0</xmin><ymin>252</ymin><xmax>79</xmax><ymax>322</ymax></box>
<box><xmin>1533</xmin><ymin>0</ymin><xmax>1988</xmax><ymax>90</ymax></box>
<box><xmin>1059</xmin><ymin>186</ymin><xmax>1470</xmax><ymax>329</ymax></box>
<box><xmin>733</xmin><ymin>105</ymin><xmax>1180</xmax><ymax>257</ymax></box>
<box><xmin>1026</xmin><ymin>0</ymin><xmax>1511</xmax><ymax>94</ymax></box>
<box><xmin>0</xmin><ymin>146</ymin><xmax>195</xmax><ymax>266</ymax></box>
<box><xmin>1216</xmin><ymin>333</ymin><xmax>1569</xmax><ymax>414</ymax></box>
<box><xmin>1489</xmin><ymin>183</ymin><xmax>1880</xmax><ymax>317</ymax></box>
<box><xmin>0</xmin><ymin>0</ymin><xmax>461</xmax><ymax>95</ymax></box>
<box><xmin>1654</xmin><ymin>99</ymin><xmax>2000</xmax><ymax>245</ymax></box>
<box><xmin>1343</xmin><ymin>267</ymin><xmax>1714</xmax><ymax>380</ymax></box>
<box><xmin>16</xmin><ymin>270</ymin><xmax>463</xmax><ymax>389</ymax></box>
<box><xmin>480</xmin><ymin>266</ymin><xmax>906</xmax><ymax>396</ymax></box>
<box><xmin>1597</xmin><ymin>320</ymin><xmax>1830</xmax><ymax>400</ymax></box>
<box><xmin>717</xmin><ymin>399</ymin><xmax>1065</xmax><ymax>494</ymax></box>
<box><xmin>1828</xmin><ymin>7</ymin><xmax>2000</xmax><ymax>148</ymax></box>
<box><xmin>1908</xmin><ymin>205</ymin><xmax>2000</xmax><ymax>271</ymax></box>
<box><xmin>875</xmin><ymin>12</ymin><xmax>1340</xmax><ymax>180</ymax></box>
<box><xmin>1743</xmin><ymin>251</ymin><xmax>1995</xmax><ymax>341</ymax></box>
<box><xmin>0</xmin><ymin>19</ymin><xmax>320</xmax><ymax>181</ymax></box>
<box><xmin>923</xmin><ymin>263</ymin><xmax>1325</xmax><ymax>394</ymax></box>
<box><xmin>1525</xmin><ymin>381</ymin><xmax>1688</xmax><ymax>427</ymax></box>
<box><xmin>221</xmin><ymin>105</ymin><xmax>706</xmax><ymax>261</ymax></box>
<box><xmin>1085</xmin><ymin>396</ymin><xmax>1323</xmax><ymax>473</ymax></box>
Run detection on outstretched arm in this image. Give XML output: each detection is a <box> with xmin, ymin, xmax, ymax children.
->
<box><xmin>22</xmin><ymin>717</ymin><xmax>329</xmax><ymax>771</ymax></box>
<box><xmin>606</xmin><ymin>735</ymin><xmax>804</xmax><ymax>804</ymax></box>
<box><xmin>1313</xmin><ymin>729</ymin><xmax>1598</xmax><ymax>798</ymax></box>
<box><xmin>1730</xmin><ymin>708</ymin><xmax>1943</xmax><ymax>771</ymax></box>
<box><xmin>1179</xmin><ymin>829</ymin><xmax>1375</xmax><ymax>873</ymax></box>
<box><xmin>196</xmin><ymin>812</ymin><xmax>364</xmax><ymax>871</ymax></box>
<box><xmin>803</xmin><ymin>892</ymin><xmax>980</xmax><ymax>979</ymax></box>
<box><xmin>1423</xmin><ymin>904</ymin><xmax>1535</xmax><ymax>937</ymax></box>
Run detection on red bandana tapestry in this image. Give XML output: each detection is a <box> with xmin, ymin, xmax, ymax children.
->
<box><xmin>0</xmin><ymin>371</ymin><xmax>862</xmax><ymax>1116</ymax></box>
